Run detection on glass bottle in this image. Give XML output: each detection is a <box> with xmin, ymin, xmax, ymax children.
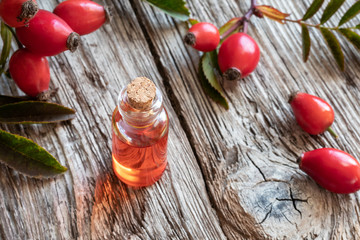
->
<box><xmin>112</xmin><ymin>77</ymin><xmax>169</xmax><ymax>187</ymax></box>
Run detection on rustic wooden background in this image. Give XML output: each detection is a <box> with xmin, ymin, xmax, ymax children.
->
<box><xmin>1</xmin><ymin>0</ymin><xmax>360</xmax><ymax>239</ymax></box>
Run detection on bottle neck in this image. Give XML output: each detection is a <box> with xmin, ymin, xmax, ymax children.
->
<box><xmin>118</xmin><ymin>86</ymin><xmax>163</xmax><ymax>127</ymax></box>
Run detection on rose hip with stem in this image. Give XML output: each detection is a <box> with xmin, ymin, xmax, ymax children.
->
<box><xmin>184</xmin><ymin>22</ymin><xmax>220</xmax><ymax>52</ymax></box>
<box><xmin>16</xmin><ymin>9</ymin><xmax>80</xmax><ymax>56</ymax></box>
<box><xmin>216</xmin><ymin>0</ymin><xmax>260</xmax><ymax>81</ymax></box>
<box><xmin>289</xmin><ymin>92</ymin><xmax>338</xmax><ymax>138</ymax></box>
<box><xmin>218</xmin><ymin>32</ymin><xmax>260</xmax><ymax>81</ymax></box>
<box><xmin>0</xmin><ymin>0</ymin><xmax>38</xmax><ymax>28</ymax></box>
<box><xmin>298</xmin><ymin>148</ymin><xmax>360</xmax><ymax>194</ymax></box>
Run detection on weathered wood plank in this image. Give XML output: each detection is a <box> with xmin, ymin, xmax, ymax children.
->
<box><xmin>135</xmin><ymin>0</ymin><xmax>360</xmax><ymax>239</ymax></box>
<box><xmin>0</xmin><ymin>0</ymin><xmax>226</xmax><ymax>239</ymax></box>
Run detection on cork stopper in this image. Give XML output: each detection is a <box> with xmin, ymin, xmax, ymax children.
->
<box><xmin>126</xmin><ymin>77</ymin><xmax>156</xmax><ymax>110</ymax></box>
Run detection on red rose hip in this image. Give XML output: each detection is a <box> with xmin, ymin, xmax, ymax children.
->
<box><xmin>16</xmin><ymin>9</ymin><xmax>80</xmax><ymax>56</ymax></box>
<box><xmin>184</xmin><ymin>22</ymin><xmax>220</xmax><ymax>52</ymax></box>
<box><xmin>218</xmin><ymin>32</ymin><xmax>260</xmax><ymax>81</ymax></box>
<box><xmin>289</xmin><ymin>92</ymin><xmax>337</xmax><ymax>137</ymax></box>
<box><xmin>298</xmin><ymin>148</ymin><xmax>360</xmax><ymax>194</ymax></box>
<box><xmin>9</xmin><ymin>48</ymin><xmax>50</xmax><ymax>97</ymax></box>
<box><xmin>0</xmin><ymin>0</ymin><xmax>38</xmax><ymax>27</ymax></box>
<box><xmin>53</xmin><ymin>0</ymin><xmax>106</xmax><ymax>36</ymax></box>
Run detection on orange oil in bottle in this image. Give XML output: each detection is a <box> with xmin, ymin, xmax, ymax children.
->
<box><xmin>111</xmin><ymin>82</ymin><xmax>169</xmax><ymax>187</ymax></box>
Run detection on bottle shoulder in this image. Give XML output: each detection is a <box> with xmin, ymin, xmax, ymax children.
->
<box><xmin>112</xmin><ymin>107</ymin><xmax>169</xmax><ymax>147</ymax></box>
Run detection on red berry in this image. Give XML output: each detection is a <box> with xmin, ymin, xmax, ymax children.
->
<box><xmin>298</xmin><ymin>148</ymin><xmax>360</xmax><ymax>194</ymax></box>
<box><xmin>16</xmin><ymin>9</ymin><xmax>80</xmax><ymax>56</ymax></box>
<box><xmin>53</xmin><ymin>0</ymin><xmax>106</xmax><ymax>36</ymax></box>
<box><xmin>184</xmin><ymin>22</ymin><xmax>220</xmax><ymax>52</ymax></box>
<box><xmin>0</xmin><ymin>0</ymin><xmax>38</xmax><ymax>27</ymax></box>
<box><xmin>289</xmin><ymin>92</ymin><xmax>336</xmax><ymax>137</ymax></box>
<box><xmin>218</xmin><ymin>32</ymin><xmax>260</xmax><ymax>81</ymax></box>
<box><xmin>9</xmin><ymin>48</ymin><xmax>50</xmax><ymax>97</ymax></box>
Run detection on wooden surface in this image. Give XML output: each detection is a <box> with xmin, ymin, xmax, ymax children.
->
<box><xmin>2</xmin><ymin>0</ymin><xmax>360</xmax><ymax>239</ymax></box>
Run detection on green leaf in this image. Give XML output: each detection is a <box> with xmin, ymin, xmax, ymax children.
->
<box><xmin>0</xmin><ymin>129</ymin><xmax>67</xmax><ymax>178</ymax></box>
<box><xmin>356</xmin><ymin>24</ymin><xmax>360</xmax><ymax>29</ymax></box>
<box><xmin>338</xmin><ymin>1</ymin><xmax>360</xmax><ymax>26</ymax></box>
<box><xmin>199</xmin><ymin>51</ymin><xmax>228</xmax><ymax>109</ymax></box>
<box><xmin>144</xmin><ymin>0</ymin><xmax>190</xmax><ymax>21</ymax></box>
<box><xmin>0</xmin><ymin>23</ymin><xmax>12</xmax><ymax>73</ymax></box>
<box><xmin>338</xmin><ymin>28</ymin><xmax>360</xmax><ymax>50</ymax></box>
<box><xmin>188</xmin><ymin>18</ymin><xmax>199</xmax><ymax>26</ymax></box>
<box><xmin>320</xmin><ymin>27</ymin><xmax>344</xmax><ymax>70</ymax></box>
<box><xmin>0</xmin><ymin>95</ymin><xmax>32</xmax><ymax>106</ymax></box>
<box><xmin>303</xmin><ymin>0</ymin><xmax>324</xmax><ymax>21</ymax></box>
<box><xmin>320</xmin><ymin>0</ymin><xmax>346</xmax><ymax>24</ymax></box>
<box><xmin>0</xmin><ymin>101</ymin><xmax>76</xmax><ymax>124</ymax></box>
<box><xmin>301</xmin><ymin>24</ymin><xmax>311</xmax><ymax>62</ymax></box>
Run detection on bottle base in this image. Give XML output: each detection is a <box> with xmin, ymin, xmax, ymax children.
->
<box><xmin>112</xmin><ymin>155</ymin><xmax>167</xmax><ymax>187</ymax></box>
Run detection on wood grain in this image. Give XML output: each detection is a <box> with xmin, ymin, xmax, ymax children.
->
<box><xmin>134</xmin><ymin>0</ymin><xmax>360</xmax><ymax>239</ymax></box>
<box><xmin>1</xmin><ymin>0</ymin><xmax>360</xmax><ymax>239</ymax></box>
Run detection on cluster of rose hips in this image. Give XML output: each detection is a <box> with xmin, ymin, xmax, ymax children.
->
<box><xmin>185</xmin><ymin>22</ymin><xmax>360</xmax><ymax>195</ymax></box>
<box><xmin>0</xmin><ymin>0</ymin><xmax>106</xmax><ymax>97</ymax></box>
<box><xmin>184</xmin><ymin>22</ymin><xmax>260</xmax><ymax>81</ymax></box>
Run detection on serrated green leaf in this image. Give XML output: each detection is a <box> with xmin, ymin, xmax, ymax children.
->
<box><xmin>0</xmin><ymin>23</ymin><xmax>12</xmax><ymax>73</ymax></box>
<box><xmin>188</xmin><ymin>18</ymin><xmax>199</xmax><ymax>26</ymax></box>
<box><xmin>320</xmin><ymin>0</ymin><xmax>346</xmax><ymax>24</ymax></box>
<box><xmin>0</xmin><ymin>101</ymin><xmax>76</xmax><ymax>124</ymax></box>
<box><xmin>303</xmin><ymin>0</ymin><xmax>324</xmax><ymax>20</ymax></box>
<box><xmin>0</xmin><ymin>129</ymin><xmax>67</xmax><ymax>178</ymax></box>
<box><xmin>202</xmin><ymin>51</ymin><xmax>222</xmax><ymax>92</ymax></box>
<box><xmin>0</xmin><ymin>95</ymin><xmax>32</xmax><ymax>106</ymax></box>
<box><xmin>320</xmin><ymin>27</ymin><xmax>344</xmax><ymax>70</ymax></box>
<box><xmin>199</xmin><ymin>51</ymin><xmax>228</xmax><ymax>109</ymax></box>
<box><xmin>144</xmin><ymin>0</ymin><xmax>189</xmax><ymax>21</ymax></box>
<box><xmin>338</xmin><ymin>1</ymin><xmax>360</xmax><ymax>26</ymax></box>
<box><xmin>338</xmin><ymin>28</ymin><xmax>360</xmax><ymax>50</ymax></box>
<box><xmin>301</xmin><ymin>24</ymin><xmax>311</xmax><ymax>62</ymax></box>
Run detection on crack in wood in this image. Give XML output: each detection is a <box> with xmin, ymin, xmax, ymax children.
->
<box><xmin>259</xmin><ymin>204</ymin><xmax>272</xmax><ymax>224</ymax></box>
<box><xmin>128</xmin><ymin>1</ymin><xmax>227</xmax><ymax>239</ymax></box>
<box><xmin>246</xmin><ymin>152</ymin><xmax>267</xmax><ymax>181</ymax></box>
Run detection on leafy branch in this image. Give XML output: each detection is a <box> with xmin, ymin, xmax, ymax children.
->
<box><xmin>256</xmin><ymin>0</ymin><xmax>360</xmax><ymax>71</ymax></box>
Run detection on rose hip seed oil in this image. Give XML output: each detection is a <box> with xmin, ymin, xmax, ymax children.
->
<box><xmin>112</xmin><ymin>77</ymin><xmax>169</xmax><ymax>187</ymax></box>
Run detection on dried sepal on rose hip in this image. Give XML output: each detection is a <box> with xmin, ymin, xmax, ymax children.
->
<box><xmin>298</xmin><ymin>148</ymin><xmax>360</xmax><ymax>194</ymax></box>
<box><xmin>53</xmin><ymin>0</ymin><xmax>107</xmax><ymax>36</ymax></box>
<box><xmin>0</xmin><ymin>0</ymin><xmax>38</xmax><ymax>27</ymax></box>
<box><xmin>218</xmin><ymin>32</ymin><xmax>260</xmax><ymax>81</ymax></box>
<box><xmin>16</xmin><ymin>9</ymin><xmax>80</xmax><ymax>56</ymax></box>
<box><xmin>184</xmin><ymin>22</ymin><xmax>220</xmax><ymax>52</ymax></box>
<box><xmin>289</xmin><ymin>92</ymin><xmax>338</xmax><ymax>138</ymax></box>
<box><xmin>9</xmin><ymin>48</ymin><xmax>50</xmax><ymax>97</ymax></box>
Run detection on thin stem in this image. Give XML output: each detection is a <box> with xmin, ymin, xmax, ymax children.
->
<box><xmin>4</xmin><ymin>24</ymin><xmax>23</xmax><ymax>49</ymax></box>
<box><xmin>283</xmin><ymin>18</ymin><xmax>344</xmax><ymax>31</ymax></box>
<box><xmin>243</xmin><ymin>0</ymin><xmax>257</xmax><ymax>33</ymax></box>
<box><xmin>220</xmin><ymin>0</ymin><xmax>257</xmax><ymax>40</ymax></box>
<box><xmin>220</xmin><ymin>19</ymin><xmax>243</xmax><ymax>40</ymax></box>
<box><xmin>327</xmin><ymin>127</ymin><xmax>338</xmax><ymax>139</ymax></box>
